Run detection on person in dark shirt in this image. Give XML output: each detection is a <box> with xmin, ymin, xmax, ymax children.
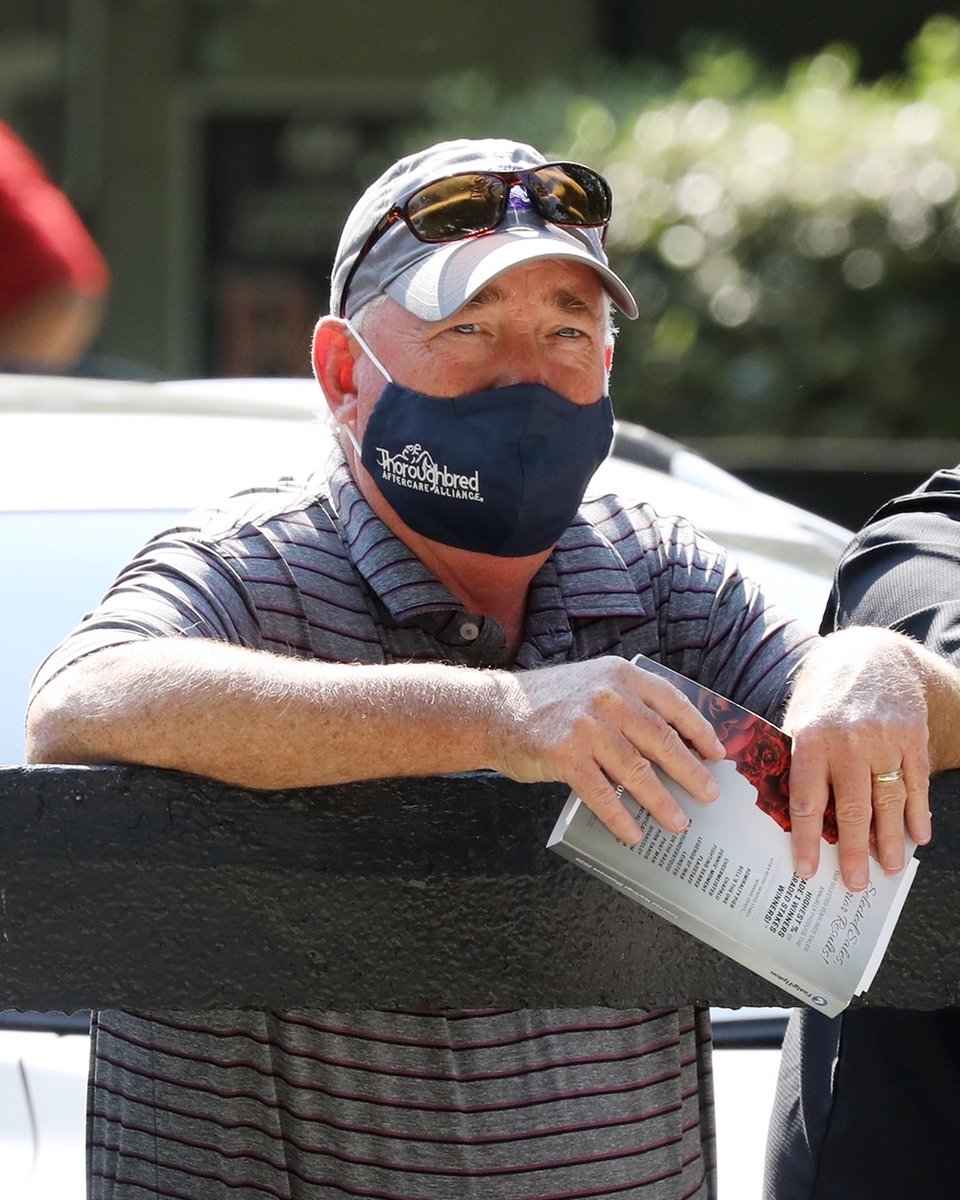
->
<box><xmin>764</xmin><ymin>466</ymin><xmax>960</xmax><ymax>1199</ymax></box>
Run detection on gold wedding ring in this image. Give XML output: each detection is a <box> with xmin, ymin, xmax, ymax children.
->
<box><xmin>872</xmin><ymin>767</ymin><xmax>904</xmax><ymax>784</ymax></box>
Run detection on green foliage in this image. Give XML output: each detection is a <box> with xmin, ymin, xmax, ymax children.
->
<box><xmin>404</xmin><ymin>17</ymin><xmax>960</xmax><ymax>439</ymax></box>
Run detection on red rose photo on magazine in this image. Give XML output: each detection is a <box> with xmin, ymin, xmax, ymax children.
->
<box><xmin>692</xmin><ymin>686</ymin><xmax>839</xmax><ymax>844</ymax></box>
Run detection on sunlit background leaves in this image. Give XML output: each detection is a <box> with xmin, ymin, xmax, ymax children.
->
<box><xmin>406</xmin><ymin>16</ymin><xmax>960</xmax><ymax>441</ymax></box>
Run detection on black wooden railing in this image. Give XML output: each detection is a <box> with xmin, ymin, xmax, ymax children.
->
<box><xmin>1</xmin><ymin>765</ymin><xmax>957</xmax><ymax>1014</ymax></box>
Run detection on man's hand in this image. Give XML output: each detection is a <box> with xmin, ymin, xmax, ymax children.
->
<box><xmin>782</xmin><ymin>627</ymin><xmax>932</xmax><ymax>891</ymax></box>
<box><xmin>487</xmin><ymin>657</ymin><xmax>726</xmax><ymax>846</ymax></box>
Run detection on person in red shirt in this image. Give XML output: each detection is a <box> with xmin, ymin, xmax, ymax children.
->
<box><xmin>0</xmin><ymin>121</ymin><xmax>110</xmax><ymax>370</ymax></box>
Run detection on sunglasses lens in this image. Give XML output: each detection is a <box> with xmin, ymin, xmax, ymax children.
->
<box><xmin>406</xmin><ymin>174</ymin><xmax>507</xmax><ymax>241</ymax></box>
<box><xmin>527</xmin><ymin>163</ymin><xmax>611</xmax><ymax>226</ymax></box>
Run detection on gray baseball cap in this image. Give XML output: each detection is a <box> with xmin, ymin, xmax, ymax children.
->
<box><xmin>330</xmin><ymin>137</ymin><xmax>638</xmax><ymax>322</ymax></box>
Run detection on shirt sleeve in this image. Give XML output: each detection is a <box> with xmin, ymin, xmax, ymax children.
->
<box><xmin>675</xmin><ymin>542</ymin><xmax>816</xmax><ymax>722</ymax></box>
<box><xmin>29</xmin><ymin>529</ymin><xmax>265</xmax><ymax>702</ymax></box>
<box><xmin>821</xmin><ymin>466</ymin><xmax>960</xmax><ymax>663</ymax></box>
<box><xmin>609</xmin><ymin>500</ymin><xmax>818</xmax><ymax>722</ymax></box>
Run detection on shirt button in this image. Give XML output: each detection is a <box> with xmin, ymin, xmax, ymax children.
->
<box><xmin>459</xmin><ymin>620</ymin><xmax>480</xmax><ymax>642</ymax></box>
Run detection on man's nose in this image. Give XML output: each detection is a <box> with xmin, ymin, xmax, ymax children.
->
<box><xmin>487</xmin><ymin>339</ymin><xmax>548</xmax><ymax>389</ymax></box>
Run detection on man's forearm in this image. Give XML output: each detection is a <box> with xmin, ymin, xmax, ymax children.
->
<box><xmin>26</xmin><ymin>639</ymin><xmax>503</xmax><ymax>788</ymax></box>
<box><xmin>26</xmin><ymin>641</ymin><xmax>730</xmax><ymax>849</ymax></box>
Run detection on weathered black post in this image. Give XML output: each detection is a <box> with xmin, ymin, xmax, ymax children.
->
<box><xmin>0</xmin><ymin>764</ymin><xmax>957</xmax><ymax>1013</ymax></box>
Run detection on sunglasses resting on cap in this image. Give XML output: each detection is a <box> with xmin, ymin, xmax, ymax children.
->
<box><xmin>337</xmin><ymin>162</ymin><xmax>612</xmax><ymax>318</ymax></box>
<box><xmin>329</xmin><ymin>139</ymin><xmax>639</xmax><ymax>322</ymax></box>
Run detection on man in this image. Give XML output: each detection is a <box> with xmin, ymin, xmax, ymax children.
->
<box><xmin>765</xmin><ymin>466</ymin><xmax>960</xmax><ymax>1200</ymax></box>
<box><xmin>26</xmin><ymin>138</ymin><xmax>960</xmax><ymax>1200</ymax></box>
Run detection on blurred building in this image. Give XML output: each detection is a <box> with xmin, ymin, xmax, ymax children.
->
<box><xmin>0</xmin><ymin>0</ymin><xmax>944</xmax><ymax>379</ymax></box>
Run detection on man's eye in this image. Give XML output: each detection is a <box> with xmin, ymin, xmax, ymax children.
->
<box><xmin>557</xmin><ymin>326</ymin><xmax>583</xmax><ymax>338</ymax></box>
<box><xmin>451</xmin><ymin>322</ymin><xmax>480</xmax><ymax>335</ymax></box>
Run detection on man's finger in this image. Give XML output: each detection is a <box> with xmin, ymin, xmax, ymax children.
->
<box><xmin>569</xmin><ymin>722</ymin><xmax>693</xmax><ymax>838</ymax></box>
<box><xmin>870</xmin><ymin>769</ymin><xmax>908</xmax><ymax>874</ymax></box>
<box><xmin>902</xmin><ymin>743</ymin><xmax>932</xmax><ymax>847</ymax></box>
<box><xmin>565</xmin><ymin>758</ymin><xmax>645</xmax><ymax>846</ymax></box>
<box><xmin>617</xmin><ymin>706</ymin><xmax>722</xmax><ymax>807</ymax></box>
<box><xmin>632</xmin><ymin>670</ymin><xmax>726</xmax><ymax>764</ymax></box>
<box><xmin>786</xmin><ymin>741</ymin><xmax>831</xmax><ymax>880</ymax></box>
<box><xmin>832</xmin><ymin>773</ymin><xmax>874</xmax><ymax>891</ymax></box>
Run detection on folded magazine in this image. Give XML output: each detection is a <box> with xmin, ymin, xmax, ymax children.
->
<box><xmin>546</xmin><ymin>655</ymin><xmax>918</xmax><ymax>1016</ymax></box>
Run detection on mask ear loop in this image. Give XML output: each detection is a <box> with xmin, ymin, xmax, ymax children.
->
<box><xmin>341</xmin><ymin>318</ymin><xmax>395</xmax><ymax>458</ymax></box>
<box><xmin>342</xmin><ymin>418</ymin><xmax>363</xmax><ymax>459</ymax></box>
<box><xmin>344</xmin><ymin>319</ymin><xmax>393</xmax><ymax>384</ymax></box>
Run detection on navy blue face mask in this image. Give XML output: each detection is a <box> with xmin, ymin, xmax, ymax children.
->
<box><xmin>344</xmin><ymin>322</ymin><xmax>614</xmax><ymax>557</ymax></box>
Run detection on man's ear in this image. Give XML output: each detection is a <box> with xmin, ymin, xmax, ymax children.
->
<box><xmin>312</xmin><ymin>316</ymin><xmax>357</xmax><ymax>423</ymax></box>
<box><xmin>604</xmin><ymin>343</ymin><xmax>614</xmax><ymax>375</ymax></box>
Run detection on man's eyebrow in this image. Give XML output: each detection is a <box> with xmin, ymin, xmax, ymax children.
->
<box><xmin>464</xmin><ymin>285</ymin><xmax>596</xmax><ymax>313</ymax></box>
<box><xmin>464</xmin><ymin>285</ymin><xmax>503</xmax><ymax>309</ymax></box>
<box><xmin>553</xmin><ymin>289</ymin><xmax>592</xmax><ymax>314</ymax></box>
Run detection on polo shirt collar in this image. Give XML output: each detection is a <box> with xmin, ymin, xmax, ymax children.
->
<box><xmin>325</xmin><ymin>447</ymin><xmax>647</xmax><ymax>627</ymax></box>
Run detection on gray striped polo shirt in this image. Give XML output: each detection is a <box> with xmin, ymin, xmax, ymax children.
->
<box><xmin>35</xmin><ymin>450</ymin><xmax>814</xmax><ymax>1200</ymax></box>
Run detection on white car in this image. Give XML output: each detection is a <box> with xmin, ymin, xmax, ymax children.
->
<box><xmin>0</xmin><ymin>372</ymin><xmax>851</xmax><ymax>1199</ymax></box>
